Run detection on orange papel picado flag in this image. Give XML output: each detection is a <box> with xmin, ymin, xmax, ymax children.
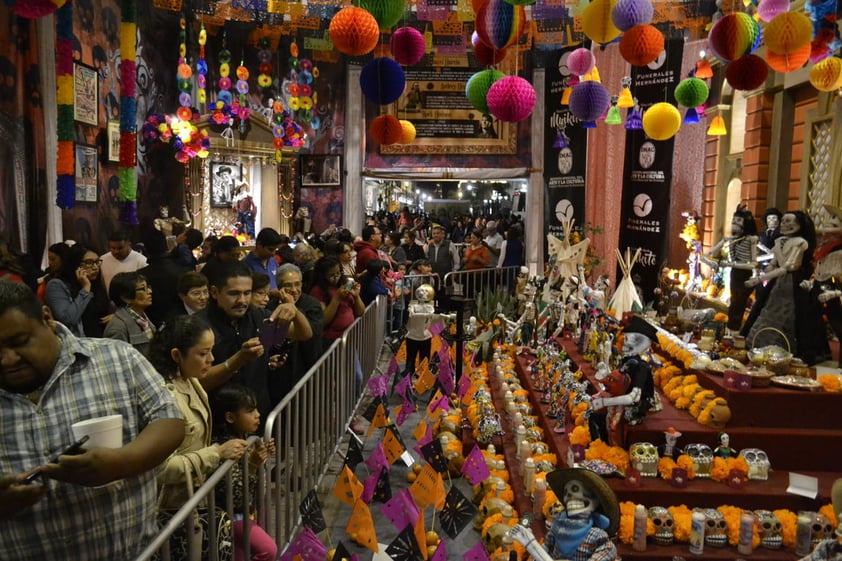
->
<box><xmin>383</xmin><ymin>425</ymin><xmax>406</xmax><ymax>465</ymax></box>
<box><xmin>409</xmin><ymin>462</ymin><xmax>443</xmax><ymax>510</ymax></box>
<box><xmin>414</xmin><ymin>509</ymin><xmax>428</xmax><ymax>560</ymax></box>
<box><xmin>345</xmin><ymin>498</ymin><xmax>378</xmax><ymax>553</ymax></box>
<box><xmin>332</xmin><ymin>465</ymin><xmax>363</xmax><ymax>507</ymax></box>
<box><xmin>412</xmin><ymin>419</ymin><xmax>428</xmax><ymax>442</ymax></box>
<box><xmin>413</xmin><ymin>360</ymin><xmax>435</xmax><ymax>394</ymax></box>
<box><xmin>367</xmin><ymin>402</ymin><xmax>390</xmax><ymax>436</ymax></box>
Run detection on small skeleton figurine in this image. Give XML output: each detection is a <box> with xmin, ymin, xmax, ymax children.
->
<box><xmin>714</xmin><ymin>431</ymin><xmax>738</xmax><ymax>459</ymax></box>
<box><xmin>510</xmin><ymin>468</ymin><xmax>619</xmax><ymax>561</ymax></box>
<box><xmin>404</xmin><ymin>284</ymin><xmax>453</xmax><ymax>376</ymax></box>
<box><xmin>658</xmin><ymin>426</ymin><xmax>683</xmax><ymax>460</ymax></box>
<box><xmin>153</xmin><ymin>205</ymin><xmax>190</xmax><ymax>251</ymax></box>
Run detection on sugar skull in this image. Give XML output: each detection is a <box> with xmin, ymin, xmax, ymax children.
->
<box><xmin>685</xmin><ymin>443</ymin><xmax>714</xmax><ymax>478</ymax></box>
<box><xmin>753</xmin><ymin>509</ymin><xmax>783</xmax><ymax>549</ymax></box>
<box><xmin>810</xmin><ymin>512</ymin><xmax>834</xmax><ymax>547</ymax></box>
<box><xmin>703</xmin><ymin>508</ymin><xmax>728</xmax><ymax>548</ymax></box>
<box><xmin>739</xmin><ymin>448</ymin><xmax>770</xmax><ymax>481</ymax></box>
<box><xmin>648</xmin><ymin>506</ymin><xmax>674</xmax><ymax>545</ymax></box>
<box><xmin>629</xmin><ymin>442</ymin><xmax>659</xmax><ymax>478</ymax></box>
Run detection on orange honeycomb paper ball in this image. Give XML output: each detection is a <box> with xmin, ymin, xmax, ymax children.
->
<box><xmin>329</xmin><ymin>7</ymin><xmax>380</xmax><ymax>56</ymax></box>
<box><xmin>370</xmin><ymin>115</ymin><xmax>403</xmax><ymax>145</ymax></box>
<box><xmin>619</xmin><ymin>24</ymin><xmax>664</xmax><ymax>66</ymax></box>
<box><xmin>764</xmin><ymin>11</ymin><xmax>813</xmax><ymax>55</ymax></box>
<box><xmin>766</xmin><ymin>42</ymin><xmax>811</xmax><ymax>73</ymax></box>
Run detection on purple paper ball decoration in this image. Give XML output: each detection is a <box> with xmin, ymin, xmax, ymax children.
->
<box><xmin>757</xmin><ymin>0</ymin><xmax>789</xmax><ymax>22</ymax></box>
<box><xmin>611</xmin><ymin>0</ymin><xmax>654</xmax><ymax>31</ymax></box>
<box><xmin>486</xmin><ymin>76</ymin><xmax>536</xmax><ymax>122</ymax></box>
<box><xmin>359</xmin><ymin>57</ymin><xmax>406</xmax><ymax>105</ymax></box>
<box><xmin>568</xmin><ymin>81</ymin><xmax>611</xmax><ymax>123</ymax></box>
<box><xmin>568</xmin><ymin>48</ymin><xmax>596</xmax><ymax>76</ymax></box>
<box><xmin>391</xmin><ymin>27</ymin><xmax>426</xmax><ymax>66</ymax></box>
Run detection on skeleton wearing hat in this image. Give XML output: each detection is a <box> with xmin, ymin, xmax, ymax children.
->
<box><xmin>588</xmin><ymin>316</ymin><xmax>657</xmax><ymax>447</ymax></box>
<box><xmin>802</xmin><ymin>204</ymin><xmax>842</xmax><ymax>367</ymax></box>
<box><xmin>510</xmin><ymin>468</ymin><xmax>619</xmax><ymax>561</ymax></box>
<box><xmin>658</xmin><ymin>427</ymin><xmax>683</xmax><ymax>460</ymax></box>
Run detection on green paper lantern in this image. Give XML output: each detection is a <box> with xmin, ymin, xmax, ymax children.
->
<box><xmin>674</xmin><ymin>77</ymin><xmax>709</xmax><ymax>108</ymax></box>
<box><xmin>355</xmin><ymin>0</ymin><xmax>406</xmax><ymax>30</ymax></box>
<box><xmin>465</xmin><ymin>69</ymin><xmax>505</xmax><ymax>114</ymax></box>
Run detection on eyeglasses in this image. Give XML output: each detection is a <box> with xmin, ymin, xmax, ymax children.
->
<box><xmin>80</xmin><ymin>259</ymin><xmax>103</xmax><ymax>267</ymax></box>
<box><xmin>135</xmin><ymin>285</ymin><xmax>152</xmax><ymax>293</ymax></box>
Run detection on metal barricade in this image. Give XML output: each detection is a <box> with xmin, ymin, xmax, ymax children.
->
<box><xmin>133</xmin><ymin>295</ymin><xmax>389</xmax><ymax>560</ymax></box>
<box><xmin>443</xmin><ymin>265</ymin><xmax>522</xmax><ymax>300</ymax></box>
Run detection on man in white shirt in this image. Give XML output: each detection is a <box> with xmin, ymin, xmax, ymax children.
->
<box><xmin>483</xmin><ymin>220</ymin><xmax>504</xmax><ymax>258</ymax></box>
<box><xmin>100</xmin><ymin>230</ymin><xmax>148</xmax><ymax>295</ymax></box>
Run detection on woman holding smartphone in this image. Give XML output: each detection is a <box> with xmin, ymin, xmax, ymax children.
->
<box><xmin>309</xmin><ymin>256</ymin><xmax>364</xmax><ymax>348</ymax></box>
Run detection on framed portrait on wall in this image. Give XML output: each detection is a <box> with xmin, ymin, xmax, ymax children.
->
<box><xmin>75</xmin><ymin>144</ymin><xmax>98</xmax><ymax>203</ymax></box>
<box><xmin>300</xmin><ymin>155</ymin><xmax>341</xmax><ymax>187</ymax></box>
<box><xmin>210</xmin><ymin>161</ymin><xmax>242</xmax><ymax>208</ymax></box>
<box><xmin>107</xmin><ymin>120</ymin><xmax>120</xmax><ymax>162</ymax></box>
<box><xmin>73</xmin><ymin>63</ymin><xmax>98</xmax><ymax>126</ymax></box>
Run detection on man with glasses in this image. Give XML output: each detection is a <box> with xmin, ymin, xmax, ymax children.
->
<box><xmin>354</xmin><ymin>225</ymin><xmax>382</xmax><ymax>277</ymax></box>
<box><xmin>99</xmin><ymin>230</ymin><xmax>147</xmax><ymax>297</ymax></box>
<box><xmin>243</xmin><ymin>227</ymin><xmax>283</xmax><ymax>302</ymax></box>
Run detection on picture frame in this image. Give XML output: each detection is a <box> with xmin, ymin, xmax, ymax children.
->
<box><xmin>300</xmin><ymin>154</ymin><xmax>341</xmax><ymax>187</ymax></box>
<box><xmin>74</xmin><ymin>144</ymin><xmax>98</xmax><ymax>203</ymax></box>
<box><xmin>210</xmin><ymin>161</ymin><xmax>243</xmax><ymax>208</ymax></box>
<box><xmin>73</xmin><ymin>63</ymin><xmax>98</xmax><ymax>126</ymax></box>
<box><xmin>107</xmin><ymin>120</ymin><xmax>120</xmax><ymax>163</ymax></box>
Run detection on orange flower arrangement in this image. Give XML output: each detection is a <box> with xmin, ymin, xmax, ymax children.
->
<box><xmin>654</xmin><ymin>363</ymin><xmax>681</xmax><ymax>387</ymax></box>
<box><xmin>484</xmin><ymin>485</ymin><xmax>514</xmax><ymax>504</ymax></box>
<box><xmin>571</xmin><ymin>402</ymin><xmax>589</xmax><ymax>426</ymax></box>
<box><xmin>689</xmin><ymin>390</ymin><xmax>716</xmax><ymax>417</ymax></box>
<box><xmin>618</xmin><ymin>501</ymin><xmax>655</xmax><ymax>544</ymax></box>
<box><xmin>818</xmin><ymin>374</ymin><xmax>841</xmax><ymax>393</ymax></box>
<box><xmin>585</xmin><ymin>439</ymin><xmax>630</xmax><ymax>472</ymax></box>
<box><xmin>669</xmin><ymin>375</ymin><xmax>696</xmax><ymax>402</ymax></box>
<box><xmin>569</xmin><ymin>425</ymin><xmax>592</xmax><ymax>447</ymax></box>
<box><xmin>819</xmin><ymin>503</ymin><xmax>837</xmax><ymax>526</ymax></box>
<box><xmin>718</xmin><ymin>505</ymin><xmax>760</xmax><ymax>548</ymax></box>
<box><xmin>709</xmin><ymin>456</ymin><xmax>749</xmax><ymax>482</ymax></box>
<box><xmin>697</xmin><ymin>397</ymin><xmax>729</xmax><ymax>426</ymax></box>
<box><xmin>668</xmin><ymin>505</ymin><xmax>694</xmax><ymax>542</ymax></box>
<box><xmin>675</xmin><ymin>383</ymin><xmax>702</xmax><ymax>410</ymax></box>
<box><xmin>657</xmin><ymin>455</ymin><xmax>696</xmax><ymax>480</ymax></box>
<box><xmin>675</xmin><ymin>454</ymin><xmax>696</xmax><ymax>478</ymax></box>
<box><xmin>774</xmin><ymin>509</ymin><xmax>798</xmax><ymax>548</ymax></box>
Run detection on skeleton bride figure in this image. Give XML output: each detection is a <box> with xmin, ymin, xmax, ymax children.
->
<box><xmin>511</xmin><ymin>468</ymin><xmax>619</xmax><ymax>561</ymax></box>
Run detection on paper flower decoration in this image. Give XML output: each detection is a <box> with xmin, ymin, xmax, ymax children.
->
<box><xmin>619</xmin><ymin>24</ymin><xmax>664</xmax><ymax>66</ymax></box>
<box><xmin>391</xmin><ymin>27</ymin><xmax>426</xmax><ymax>66</ymax></box>
<box><xmin>569</xmin><ymin>81</ymin><xmax>610</xmax><ymax>125</ymax></box>
<box><xmin>582</xmin><ymin>0</ymin><xmax>621</xmax><ymax>45</ymax></box>
<box><xmin>809</xmin><ymin>56</ymin><xmax>842</xmax><ymax>92</ymax></box>
<box><xmin>486</xmin><ymin>75</ymin><xmax>536</xmax><ymax>122</ymax></box>
<box><xmin>475</xmin><ymin>0</ymin><xmax>525</xmax><ymax>50</ymax></box>
<box><xmin>707</xmin><ymin>12</ymin><xmax>761</xmax><ymax>62</ymax></box>
<box><xmin>466</xmin><ymin>69</ymin><xmax>505</xmax><ymax>113</ymax></box>
<box><xmin>568</xmin><ymin>48</ymin><xmax>596</xmax><ymax>76</ymax></box>
<box><xmin>399</xmin><ymin>120</ymin><xmax>417</xmax><ymax>144</ymax></box>
<box><xmin>764</xmin><ymin>12</ymin><xmax>813</xmax><ymax>55</ymax></box>
<box><xmin>726</xmin><ymin>54</ymin><xmax>769</xmax><ymax>91</ymax></box>
<box><xmin>360</xmin><ymin>57</ymin><xmax>406</xmax><ymax>105</ymax></box>
<box><xmin>642</xmin><ymin>102</ymin><xmax>681</xmax><ymax>140</ymax></box>
<box><xmin>329</xmin><ymin>7</ymin><xmax>380</xmax><ymax>56</ymax></box>
<box><xmin>757</xmin><ymin>0</ymin><xmax>789</xmax><ymax>22</ymax></box>
<box><xmin>356</xmin><ymin>0</ymin><xmax>406</xmax><ymax>30</ymax></box>
<box><xmin>766</xmin><ymin>43</ymin><xmax>811</xmax><ymax>73</ymax></box>
<box><xmin>673</xmin><ymin>77</ymin><xmax>709</xmax><ymax>108</ymax></box>
<box><xmin>370</xmin><ymin>114</ymin><xmax>403</xmax><ymax>145</ymax></box>
<box><xmin>474</xmin><ymin>41</ymin><xmax>507</xmax><ymax>65</ymax></box>
<box><xmin>9</xmin><ymin>0</ymin><xmax>66</xmax><ymax>18</ymax></box>
<box><xmin>611</xmin><ymin>0</ymin><xmax>653</xmax><ymax>31</ymax></box>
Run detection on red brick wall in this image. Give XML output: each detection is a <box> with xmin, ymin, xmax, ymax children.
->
<box><xmin>742</xmin><ymin>93</ymin><xmax>773</xmax><ymax>220</ymax></box>
<box><xmin>789</xmin><ymin>86</ymin><xmax>818</xmax><ymax>210</ymax></box>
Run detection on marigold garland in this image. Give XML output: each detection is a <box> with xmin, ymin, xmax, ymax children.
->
<box><xmin>618</xmin><ymin>501</ymin><xmax>655</xmax><ymax>544</ymax></box>
<box><xmin>585</xmin><ymin>439</ymin><xmax>630</xmax><ymax>472</ymax></box>
<box><xmin>819</xmin><ymin>503</ymin><xmax>837</xmax><ymax>526</ymax></box>
<box><xmin>689</xmin><ymin>390</ymin><xmax>716</xmax><ymax>418</ymax></box>
<box><xmin>818</xmin><ymin>374</ymin><xmax>842</xmax><ymax>392</ymax></box>
<box><xmin>709</xmin><ymin>456</ymin><xmax>748</xmax><ymax>482</ymax></box>
<box><xmin>697</xmin><ymin>397</ymin><xmax>728</xmax><ymax>426</ymax></box>
<box><xmin>774</xmin><ymin>509</ymin><xmax>798</xmax><ymax>548</ymax></box>
<box><xmin>542</xmin><ymin>490</ymin><xmax>559</xmax><ymax>519</ymax></box>
<box><xmin>569</xmin><ymin>425</ymin><xmax>591</xmax><ymax>447</ymax></box>
<box><xmin>668</xmin><ymin>505</ymin><xmax>694</xmax><ymax>542</ymax></box>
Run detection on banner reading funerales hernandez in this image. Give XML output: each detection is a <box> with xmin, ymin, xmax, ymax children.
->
<box><xmin>616</xmin><ymin>38</ymin><xmax>684</xmax><ymax>302</ymax></box>
<box><xmin>544</xmin><ymin>47</ymin><xmax>588</xmax><ymax>264</ymax></box>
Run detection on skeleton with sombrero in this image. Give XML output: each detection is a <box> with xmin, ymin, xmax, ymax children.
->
<box><xmin>510</xmin><ymin>468</ymin><xmax>620</xmax><ymax>561</ymax></box>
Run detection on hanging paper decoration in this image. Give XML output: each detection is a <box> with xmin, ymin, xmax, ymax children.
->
<box><xmin>330</xmin><ymin>7</ymin><xmax>380</xmax><ymax>56</ymax></box>
<box><xmin>391</xmin><ymin>27</ymin><xmax>426</xmax><ymax>66</ymax></box>
<box><xmin>809</xmin><ymin>56</ymin><xmax>842</xmax><ymax>92</ymax></box>
<box><xmin>568</xmin><ymin>80</ymin><xmax>610</xmax><ymax>126</ymax></box>
<box><xmin>233</xmin><ymin>61</ymin><xmax>251</xmax><ymax>134</ymax></box>
<box><xmin>673</xmin><ymin>77</ymin><xmax>709</xmax><ymax>108</ymax></box>
<box><xmin>582</xmin><ymin>0</ymin><xmax>621</xmax><ymax>45</ymax></box>
<box><xmin>176</xmin><ymin>18</ymin><xmax>194</xmax><ymax>122</ymax></box>
<box><xmin>707</xmin><ymin>12</ymin><xmax>761</xmax><ymax>63</ymax></box>
<box><xmin>642</xmin><ymin>102</ymin><xmax>681</xmax><ymax>140</ymax></box>
<box><xmin>619</xmin><ymin>24</ymin><xmax>664</xmax><ymax>66</ymax></box>
<box><xmin>118</xmin><ymin>0</ymin><xmax>138</xmax><ymax>225</ymax></box>
<box><xmin>757</xmin><ymin>0</ymin><xmax>789</xmax><ymax>23</ymax></box>
<box><xmin>806</xmin><ymin>0</ymin><xmax>842</xmax><ymax>62</ymax></box>
<box><xmin>196</xmin><ymin>24</ymin><xmax>208</xmax><ymax>109</ymax></box>
<box><xmin>625</xmin><ymin>103</ymin><xmax>643</xmax><ymax>130</ymax></box>
<box><xmin>475</xmin><ymin>0</ymin><xmax>525</xmax><ymax>50</ymax></box>
<box><xmin>486</xmin><ymin>75</ymin><xmax>536</xmax><ymax>122</ymax></box>
<box><xmin>568</xmin><ymin>48</ymin><xmax>596</xmax><ymax>76</ymax></box>
<box><xmin>55</xmin><ymin>2</ymin><xmax>74</xmax><ymax>209</ymax></box>
<box><xmin>370</xmin><ymin>114</ymin><xmax>403</xmax><ymax>145</ymax></box>
<box><xmin>725</xmin><ymin>54</ymin><xmax>769</xmax><ymax>91</ymax></box>
<box><xmin>605</xmin><ymin>97</ymin><xmax>622</xmax><ymax>125</ymax></box>
<box><xmin>764</xmin><ymin>12</ymin><xmax>814</xmax><ymax>56</ymax></box>
<box><xmin>355</xmin><ymin>0</ymin><xmax>406</xmax><ymax>30</ymax></box>
<box><xmin>766</xmin><ymin>43</ymin><xmax>811</xmax><ymax>73</ymax></box>
<box><xmin>617</xmin><ymin>76</ymin><xmax>634</xmax><ymax>107</ymax></box>
<box><xmin>257</xmin><ymin>37</ymin><xmax>273</xmax><ymax>90</ymax></box>
<box><xmin>360</xmin><ymin>57</ymin><xmax>406</xmax><ymax>105</ymax></box>
<box><xmin>9</xmin><ymin>0</ymin><xmax>67</xmax><ymax>18</ymax></box>
<box><xmin>465</xmin><ymin>69</ymin><xmax>505</xmax><ymax>113</ymax></box>
<box><xmin>472</xmin><ymin>32</ymin><xmax>507</xmax><ymax>65</ymax></box>
<box><xmin>611</xmin><ymin>0</ymin><xmax>653</xmax><ymax>31</ymax></box>
<box><xmin>398</xmin><ymin>120</ymin><xmax>417</xmax><ymax>144</ymax></box>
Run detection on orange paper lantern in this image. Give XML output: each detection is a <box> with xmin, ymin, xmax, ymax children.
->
<box><xmin>809</xmin><ymin>57</ymin><xmax>842</xmax><ymax>92</ymax></box>
<box><xmin>329</xmin><ymin>7</ymin><xmax>380</xmax><ymax>56</ymax></box>
<box><xmin>763</xmin><ymin>12</ymin><xmax>813</xmax><ymax>55</ymax></box>
<box><xmin>370</xmin><ymin>115</ymin><xmax>403</xmax><ymax>145</ymax></box>
<box><xmin>766</xmin><ymin>43</ymin><xmax>811</xmax><ymax>73</ymax></box>
<box><xmin>619</xmin><ymin>24</ymin><xmax>664</xmax><ymax>66</ymax></box>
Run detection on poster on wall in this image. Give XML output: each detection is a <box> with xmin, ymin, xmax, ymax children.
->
<box><xmin>543</xmin><ymin>46</ymin><xmax>588</xmax><ymax>263</ymax></box>
<box><xmin>75</xmin><ymin>144</ymin><xmax>98</xmax><ymax>203</ymax></box>
<box><xmin>379</xmin><ymin>66</ymin><xmax>518</xmax><ymax>155</ymax></box>
<box><xmin>210</xmin><ymin>162</ymin><xmax>243</xmax><ymax>208</ymax></box>
<box><xmin>298</xmin><ymin>187</ymin><xmax>344</xmax><ymax>235</ymax></box>
<box><xmin>300</xmin><ymin>155</ymin><xmax>342</xmax><ymax>187</ymax></box>
<box><xmin>616</xmin><ymin>38</ymin><xmax>685</xmax><ymax>302</ymax></box>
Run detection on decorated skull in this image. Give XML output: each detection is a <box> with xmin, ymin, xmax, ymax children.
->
<box><xmin>477</xmin><ymin>413</ymin><xmax>503</xmax><ymax>444</ymax></box>
<box><xmin>475</xmin><ymin>496</ymin><xmax>509</xmax><ymax>530</ymax></box>
<box><xmin>703</xmin><ymin>508</ymin><xmax>728</xmax><ymax>548</ymax></box>
<box><xmin>629</xmin><ymin>442</ymin><xmax>660</xmax><ymax>477</ymax></box>
<box><xmin>810</xmin><ymin>512</ymin><xmax>834</xmax><ymax>547</ymax></box>
<box><xmin>563</xmin><ymin>478</ymin><xmax>601</xmax><ymax>519</ymax></box>
<box><xmin>685</xmin><ymin>443</ymin><xmax>714</xmax><ymax>478</ymax></box>
<box><xmin>753</xmin><ymin>510</ymin><xmax>783</xmax><ymax>549</ymax></box>
<box><xmin>648</xmin><ymin>506</ymin><xmax>675</xmax><ymax>545</ymax></box>
<box><xmin>739</xmin><ymin>448</ymin><xmax>771</xmax><ymax>481</ymax></box>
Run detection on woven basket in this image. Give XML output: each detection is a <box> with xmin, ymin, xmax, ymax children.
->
<box><xmin>748</xmin><ymin>327</ymin><xmax>792</xmax><ymax>375</ymax></box>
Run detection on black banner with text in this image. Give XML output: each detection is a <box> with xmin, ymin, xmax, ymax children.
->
<box><xmin>616</xmin><ymin>38</ymin><xmax>685</xmax><ymax>302</ymax></box>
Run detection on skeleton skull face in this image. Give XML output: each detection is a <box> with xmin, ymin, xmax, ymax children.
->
<box><xmin>753</xmin><ymin>510</ymin><xmax>783</xmax><ymax>549</ymax></box>
<box><xmin>563</xmin><ymin>479</ymin><xmax>601</xmax><ymax>519</ymax></box>
<box><xmin>475</xmin><ymin>497</ymin><xmax>509</xmax><ymax>530</ymax></box>
<box><xmin>739</xmin><ymin>448</ymin><xmax>770</xmax><ymax>481</ymax></box>
<box><xmin>623</xmin><ymin>332</ymin><xmax>651</xmax><ymax>357</ymax></box>
<box><xmin>648</xmin><ymin>506</ymin><xmax>674</xmax><ymax>545</ymax></box>
<box><xmin>779</xmin><ymin>213</ymin><xmax>800</xmax><ymax>236</ymax></box>
<box><xmin>685</xmin><ymin>443</ymin><xmax>714</xmax><ymax>478</ymax></box>
<box><xmin>703</xmin><ymin>508</ymin><xmax>728</xmax><ymax>548</ymax></box>
<box><xmin>629</xmin><ymin>442</ymin><xmax>660</xmax><ymax>477</ymax></box>
<box><xmin>415</xmin><ymin>283</ymin><xmax>435</xmax><ymax>303</ymax></box>
<box><xmin>810</xmin><ymin>512</ymin><xmax>834</xmax><ymax>546</ymax></box>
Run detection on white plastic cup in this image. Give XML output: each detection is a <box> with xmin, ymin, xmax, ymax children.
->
<box><xmin>71</xmin><ymin>414</ymin><xmax>123</xmax><ymax>449</ymax></box>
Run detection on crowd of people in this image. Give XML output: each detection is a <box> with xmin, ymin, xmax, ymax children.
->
<box><xmin>0</xmin><ymin>206</ymin><xmax>525</xmax><ymax>560</ymax></box>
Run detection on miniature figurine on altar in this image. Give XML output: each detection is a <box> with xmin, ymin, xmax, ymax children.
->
<box><xmin>658</xmin><ymin>426</ymin><xmax>683</xmax><ymax>460</ymax></box>
<box><xmin>680</xmin><ymin>211</ymin><xmax>703</xmax><ymax>292</ymax></box>
<box><xmin>404</xmin><ymin>284</ymin><xmax>453</xmax><ymax>378</ymax></box>
<box><xmin>588</xmin><ymin>316</ymin><xmax>658</xmax><ymax>447</ymax></box>
<box><xmin>714</xmin><ymin>432</ymin><xmax>738</xmax><ymax>459</ymax></box>
<box><xmin>153</xmin><ymin>205</ymin><xmax>191</xmax><ymax>250</ymax></box>
<box><xmin>758</xmin><ymin>207</ymin><xmax>783</xmax><ymax>256</ymax></box>
<box><xmin>510</xmin><ymin>468</ymin><xmax>620</xmax><ymax>561</ymax></box>
<box><xmin>232</xmin><ymin>181</ymin><xmax>257</xmax><ymax>238</ymax></box>
<box><xmin>803</xmin><ymin>205</ymin><xmax>842</xmax><ymax>367</ymax></box>
<box><xmin>702</xmin><ymin>205</ymin><xmax>759</xmax><ymax>332</ymax></box>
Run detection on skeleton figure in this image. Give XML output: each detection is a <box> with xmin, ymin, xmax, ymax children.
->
<box><xmin>809</xmin><ymin>512</ymin><xmax>835</xmax><ymax>547</ymax></box>
<box><xmin>685</xmin><ymin>443</ymin><xmax>714</xmax><ymax>478</ymax></box>
<box><xmin>629</xmin><ymin>442</ymin><xmax>659</xmax><ymax>477</ymax></box>
<box><xmin>803</xmin><ymin>204</ymin><xmax>842</xmax><ymax>366</ymax></box>
<box><xmin>753</xmin><ymin>510</ymin><xmax>783</xmax><ymax>549</ymax></box>
<box><xmin>511</xmin><ymin>469</ymin><xmax>619</xmax><ymax>561</ymax></box>
<box><xmin>703</xmin><ymin>508</ymin><xmax>729</xmax><ymax>548</ymax></box>
<box><xmin>648</xmin><ymin>506</ymin><xmax>675</xmax><ymax>546</ymax></box>
<box><xmin>739</xmin><ymin>448</ymin><xmax>771</xmax><ymax>481</ymax></box>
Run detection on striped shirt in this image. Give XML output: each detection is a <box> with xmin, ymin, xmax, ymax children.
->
<box><xmin>0</xmin><ymin>323</ymin><xmax>182</xmax><ymax>560</ymax></box>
